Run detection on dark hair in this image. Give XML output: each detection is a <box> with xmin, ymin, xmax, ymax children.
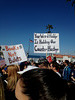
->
<box><xmin>65</xmin><ymin>60</ymin><xmax>69</xmax><ymax>65</ymax></box>
<box><xmin>20</xmin><ymin>69</ymin><xmax>68</xmax><ymax>100</ymax></box>
<box><xmin>53</xmin><ymin>57</ymin><xmax>56</xmax><ymax>62</ymax></box>
<box><xmin>38</xmin><ymin>59</ymin><xmax>49</xmax><ymax>68</ymax></box>
<box><xmin>20</xmin><ymin>61</ymin><xmax>30</xmax><ymax>71</ymax></box>
<box><xmin>50</xmin><ymin>61</ymin><xmax>59</xmax><ymax>70</ymax></box>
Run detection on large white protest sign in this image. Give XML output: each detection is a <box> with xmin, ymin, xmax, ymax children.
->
<box><xmin>1</xmin><ymin>44</ymin><xmax>27</xmax><ymax>65</ymax></box>
<box><xmin>34</xmin><ymin>33</ymin><xmax>59</xmax><ymax>53</ymax></box>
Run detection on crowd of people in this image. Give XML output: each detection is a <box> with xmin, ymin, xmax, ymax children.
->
<box><xmin>0</xmin><ymin>57</ymin><xmax>75</xmax><ymax>100</ymax></box>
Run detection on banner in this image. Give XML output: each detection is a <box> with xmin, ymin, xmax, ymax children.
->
<box><xmin>34</xmin><ymin>33</ymin><xmax>59</xmax><ymax>53</ymax></box>
<box><xmin>1</xmin><ymin>44</ymin><xmax>27</xmax><ymax>65</ymax></box>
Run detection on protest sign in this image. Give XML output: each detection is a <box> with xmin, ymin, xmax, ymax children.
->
<box><xmin>46</xmin><ymin>56</ymin><xmax>52</xmax><ymax>63</ymax></box>
<box><xmin>1</xmin><ymin>44</ymin><xmax>27</xmax><ymax>65</ymax></box>
<box><xmin>34</xmin><ymin>33</ymin><xmax>59</xmax><ymax>53</ymax></box>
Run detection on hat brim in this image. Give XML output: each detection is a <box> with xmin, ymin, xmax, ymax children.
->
<box><xmin>17</xmin><ymin>65</ymin><xmax>38</xmax><ymax>74</ymax></box>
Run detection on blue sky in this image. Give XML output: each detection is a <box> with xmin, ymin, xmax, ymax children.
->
<box><xmin>0</xmin><ymin>0</ymin><xmax>75</xmax><ymax>56</ymax></box>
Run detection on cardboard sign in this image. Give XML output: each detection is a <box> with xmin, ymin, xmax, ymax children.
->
<box><xmin>46</xmin><ymin>56</ymin><xmax>52</xmax><ymax>63</ymax></box>
<box><xmin>1</xmin><ymin>44</ymin><xmax>27</xmax><ymax>65</ymax></box>
<box><xmin>34</xmin><ymin>33</ymin><xmax>59</xmax><ymax>53</ymax></box>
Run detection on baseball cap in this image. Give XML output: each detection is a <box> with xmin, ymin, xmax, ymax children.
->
<box><xmin>17</xmin><ymin>65</ymin><xmax>38</xmax><ymax>74</ymax></box>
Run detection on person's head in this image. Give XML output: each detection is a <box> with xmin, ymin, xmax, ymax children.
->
<box><xmin>64</xmin><ymin>60</ymin><xmax>69</xmax><ymax>66</ymax></box>
<box><xmin>7</xmin><ymin>65</ymin><xmax>19</xmax><ymax>77</ymax></box>
<box><xmin>31</xmin><ymin>61</ymin><xmax>35</xmax><ymax>66</ymax></box>
<box><xmin>38</xmin><ymin>60</ymin><xmax>49</xmax><ymax>69</ymax></box>
<box><xmin>7</xmin><ymin>65</ymin><xmax>19</xmax><ymax>91</ymax></box>
<box><xmin>53</xmin><ymin>57</ymin><xmax>56</xmax><ymax>62</ymax></box>
<box><xmin>39</xmin><ymin>63</ymin><xmax>48</xmax><ymax>69</ymax></box>
<box><xmin>15</xmin><ymin>69</ymin><xmax>68</xmax><ymax>100</ymax></box>
<box><xmin>20</xmin><ymin>62</ymin><xmax>27</xmax><ymax>71</ymax></box>
<box><xmin>50</xmin><ymin>61</ymin><xmax>59</xmax><ymax>71</ymax></box>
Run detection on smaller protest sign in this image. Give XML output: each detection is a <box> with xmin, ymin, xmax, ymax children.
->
<box><xmin>1</xmin><ymin>44</ymin><xmax>27</xmax><ymax>65</ymax></box>
<box><xmin>46</xmin><ymin>56</ymin><xmax>52</xmax><ymax>63</ymax></box>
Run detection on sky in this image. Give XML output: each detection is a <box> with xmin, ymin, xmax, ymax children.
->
<box><xmin>0</xmin><ymin>0</ymin><xmax>75</xmax><ymax>56</ymax></box>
